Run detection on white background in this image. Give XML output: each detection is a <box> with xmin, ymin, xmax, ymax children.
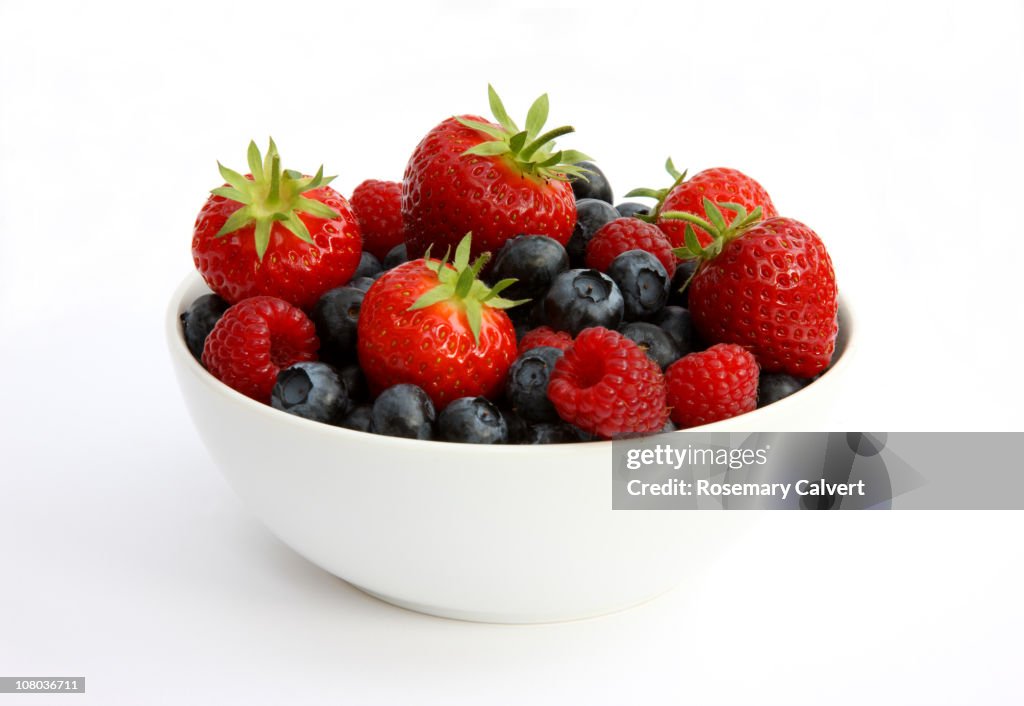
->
<box><xmin>1</xmin><ymin>1</ymin><xmax>1022</xmax><ymax>704</ymax></box>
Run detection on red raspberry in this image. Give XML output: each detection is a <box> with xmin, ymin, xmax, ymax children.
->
<box><xmin>547</xmin><ymin>327</ymin><xmax>668</xmax><ymax>439</ymax></box>
<box><xmin>585</xmin><ymin>217</ymin><xmax>677</xmax><ymax>273</ymax></box>
<box><xmin>519</xmin><ymin>326</ymin><xmax>573</xmax><ymax>354</ymax></box>
<box><xmin>202</xmin><ymin>296</ymin><xmax>319</xmax><ymax>402</ymax></box>
<box><xmin>665</xmin><ymin>343</ymin><xmax>759</xmax><ymax>429</ymax></box>
<box><xmin>350</xmin><ymin>179</ymin><xmax>404</xmax><ymax>260</ymax></box>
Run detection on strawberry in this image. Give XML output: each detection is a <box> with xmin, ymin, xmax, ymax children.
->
<box><xmin>350</xmin><ymin>179</ymin><xmax>404</xmax><ymax>261</ymax></box>
<box><xmin>356</xmin><ymin>234</ymin><xmax>523</xmax><ymax>409</ymax></box>
<box><xmin>192</xmin><ymin>139</ymin><xmax>362</xmax><ymax>310</ymax></box>
<box><xmin>665</xmin><ymin>344</ymin><xmax>759</xmax><ymax>428</ymax></box>
<box><xmin>666</xmin><ymin>201</ymin><xmax>838</xmax><ymax>377</ymax></box>
<box><xmin>626</xmin><ymin>160</ymin><xmax>777</xmax><ymax>248</ymax></box>
<box><xmin>402</xmin><ymin>85</ymin><xmax>590</xmax><ymax>262</ymax></box>
<box><xmin>202</xmin><ymin>296</ymin><xmax>319</xmax><ymax>403</ymax></box>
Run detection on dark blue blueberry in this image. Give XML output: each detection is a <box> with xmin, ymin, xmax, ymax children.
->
<box><xmin>653</xmin><ymin>306</ymin><xmax>701</xmax><ymax>355</ymax></box>
<box><xmin>383</xmin><ymin>243</ymin><xmax>409</xmax><ymax>269</ymax></box>
<box><xmin>370</xmin><ymin>384</ymin><xmax>435</xmax><ymax>439</ymax></box>
<box><xmin>544</xmin><ymin>269</ymin><xmax>624</xmax><ymax>335</ymax></box>
<box><xmin>619</xmin><ymin>322</ymin><xmax>681</xmax><ymax>369</ymax></box>
<box><xmin>271</xmin><ymin>362</ymin><xmax>352</xmax><ymax>425</ymax></box>
<box><xmin>352</xmin><ymin>251</ymin><xmax>383</xmax><ymax>280</ymax></box>
<box><xmin>181</xmin><ymin>293</ymin><xmax>229</xmax><ymax>361</ymax></box>
<box><xmin>339</xmin><ymin>404</ymin><xmax>373</xmax><ymax>432</ymax></box>
<box><xmin>506</xmin><ymin>346</ymin><xmax>564</xmax><ymax>423</ymax></box>
<box><xmin>566</xmin><ymin>199</ymin><xmax>619</xmax><ymax>268</ymax></box>
<box><xmin>570</xmin><ymin>161</ymin><xmax>613</xmax><ymax>204</ymax></box>
<box><xmin>667</xmin><ymin>260</ymin><xmax>699</xmax><ymax>308</ymax></box>
<box><xmin>338</xmin><ymin>364</ymin><xmax>369</xmax><ymax>403</ymax></box>
<box><xmin>615</xmin><ymin>202</ymin><xmax>650</xmax><ymax>219</ymax></box>
<box><xmin>526</xmin><ymin>422</ymin><xmax>585</xmax><ymax>444</ymax></box>
<box><xmin>312</xmin><ymin>286</ymin><xmax>365</xmax><ymax>365</ymax></box>
<box><xmin>501</xmin><ymin>408</ymin><xmax>531</xmax><ymax>444</ymax></box>
<box><xmin>490</xmin><ymin>235</ymin><xmax>569</xmax><ymax>301</ymax></box>
<box><xmin>437</xmin><ymin>396</ymin><xmax>509</xmax><ymax>444</ymax></box>
<box><xmin>349</xmin><ymin>276</ymin><xmax>377</xmax><ymax>292</ymax></box>
<box><xmin>758</xmin><ymin>373</ymin><xmax>809</xmax><ymax>408</ymax></box>
<box><xmin>607</xmin><ymin>250</ymin><xmax>670</xmax><ymax>321</ymax></box>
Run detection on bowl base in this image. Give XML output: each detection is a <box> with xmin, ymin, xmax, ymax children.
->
<box><xmin>350</xmin><ymin>582</ymin><xmax>680</xmax><ymax>625</ymax></box>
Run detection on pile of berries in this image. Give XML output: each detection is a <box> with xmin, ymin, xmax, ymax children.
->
<box><xmin>181</xmin><ymin>87</ymin><xmax>839</xmax><ymax>444</ymax></box>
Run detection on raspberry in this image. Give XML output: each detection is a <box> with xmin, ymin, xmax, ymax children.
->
<box><xmin>665</xmin><ymin>343</ymin><xmax>759</xmax><ymax>429</ymax></box>
<box><xmin>350</xmin><ymin>179</ymin><xmax>403</xmax><ymax>260</ymax></box>
<box><xmin>547</xmin><ymin>327</ymin><xmax>668</xmax><ymax>439</ymax></box>
<box><xmin>518</xmin><ymin>326</ymin><xmax>573</xmax><ymax>354</ymax></box>
<box><xmin>202</xmin><ymin>296</ymin><xmax>319</xmax><ymax>402</ymax></box>
<box><xmin>584</xmin><ymin>217</ymin><xmax>677</xmax><ymax>273</ymax></box>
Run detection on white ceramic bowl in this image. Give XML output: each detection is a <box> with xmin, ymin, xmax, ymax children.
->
<box><xmin>167</xmin><ymin>272</ymin><xmax>855</xmax><ymax>623</ymax></box>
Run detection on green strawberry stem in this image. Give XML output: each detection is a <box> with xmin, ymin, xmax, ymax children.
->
<box><xmin>624</xmin><ymin>157</ymin><xmax>688</xmax><ymax>222</ymax></box>
<box><xmin>455</xmin><ymin>85</ymin><xmax>593</xmax><ymax>182</ymax></box>
<box><xmin>659</xmin><ymin>199</ymin><xmax>764</xmax><ymax>299</ymax></box>
<box><xmin>408</xmin><ymin>233</ymin><xmax>528</xmax><ymax>345</ymax></box>
<box><xmin>212</xmin><ymin>139</ymin><xmax>340</xmax><ymax>260</ymax></box>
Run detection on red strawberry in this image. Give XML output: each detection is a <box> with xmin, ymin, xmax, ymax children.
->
<box><xmin>202</xmin><ymin>296</ymin><xmax>319</xmax><ymax>402</ymax></box>
<box><xmin>402</xmin><ymin>85</ymin><xmax>590</xmax><ymax>261</ymax></box>
<box><xmin>193</xmin><ymin>139</ymin><xmax>362</xmax><ymax>310</ymax></box>
<box><xmin>666</xmin><ymin>201</ymin><xmax>838</xmax><ymax>377</ymax></box>
<box><xmin>350</xmin><ymin>179</ymin><xmax>403</xmax><ymax>261</ymax></box>
<box><xmin>547</xmin><ymin>327</ymin><xmax>669</xmax><ymax>439</ymax></box>
<box><xmin>357</xmin><ymin>234</ymin><xmax>522</xmax><ymax>409</ymax></box>
<box><xmin>658</xmin><ymin>168</ymin><xmax>776</xmax><ymax>247</ymax></box>
<box><xmin>626</xmin><ymin>160</ymin><xmax>777</xmax><ymax>248</ymax></box>
<box><xmin>584</xmin><ymin>217</ymin><xmax>677</xmax><ymax>273</ymax></box>
<box><xmin>519</xmin><ymin>326</ymin><xmax>573</xmax><ymax>354</ymax></box>
<box><xmin>665</xmin><ymin>343</ymin><xmax>759</xmax><ymax>428</ymax></box>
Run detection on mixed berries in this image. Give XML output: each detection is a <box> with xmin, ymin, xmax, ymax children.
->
<box><xmin>182</xmin><ymin>86</ymin><xmax>840</xmax><ymax>443</ymax></box>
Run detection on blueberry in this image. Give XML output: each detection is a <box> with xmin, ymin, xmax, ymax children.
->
<box><xmin>653</xmin><ymin>306</ymin><xmax>701</xmax><ymax>355</ymax></box>
<box><xmin>667</xmin><ymin>260</ymin><xmax>699</xmax><ymax>308</ymax></box>
<box><xmin>661</xmin><ymin>419</ymin><xmax>677</xmax><ymax>433</ymax></box>
<box><xmin>526</xmin><ymin>422</ymin><xmax>584</xmax><ymax>444</ymax></box>
<box><xmin>490</xmin><ymin>235</ymin><xmax>569</xmax><ymax>301</ymax></box>
<box><xmin>607</xmin><ymin>250</ymin><xmax>670</xmax><ymax>321</ymax></box>
<box><xmin>566</xmin><ymin>199</ymin><xmax>619</xmax><ymax>268</ymax></box>
<box><xmin>501</xmin><ymin>408</ymin><xmax>531</xmax><ymax>444</ymax></box>
<box><xmin>616</xmin><ymin>202</ymin><xmax>650</xmax><ymax>219</ymax></box>
<box><xmin>352</xmin><ymin>251</ymin><xmax>383</xmax><ymax>280</ymax></box>
<box><xmin>506</xmin><ymin>346</ymin><xmax>564</xmax><ymax>423</ymax></box>
<box><xmin>271</xmin><ymin>362</ymin><xmax>352</xmax><ymax>425</ymax></box>
<box><xmin>338</xmin><ymin>364</ymin><xmax>369</xmax><ymax>403</ymax></box>
<box><xmin>570</xmin><ymin>161</ymin><xmax>613</xmax><ymax>204</ymax></box>
<box><xmin>370</xmin><ymin>384</ymin><xmax>435</xmax><ymax>439</ymax></box>
<box><xmin>349</xmin><ymin>276</ymin><xmax>377</xmax><ymax>292</ymax></box>
<box><xmin>544</xmin><ymin>269</ymin><xmax>624</xmax><ymax>335</ymax></box>
<box><xmin>758</xmin><ymin>373</ymin><xmax>808</xmax><ymax>408</ymax></box>
<box><xmin>339</xmin><ymin>404</ymin><xmax>373</xmax><ymax>432</ymax></box>
<box><xmin>181</xmin><ymin>293</ymin><xmax>229</xmax><ymax>361</ymax></box>
<box><xmin>383</xmin><ymin>243</ymin><xmax>409</xmax><ymax>269</ymax></box>
<box><xmin>312</xmin><ymin>286</ymin><xmax>365</xmax><ymax>365</ymax></box>
<box><xmin>437</xmin><ymin>396</ymin><xmax>509</xmax><ymax>444</ymax></box>
<box><xmin>619</xmin><ymin>322</ymin><xmax>681</xmax><ymax>369</ymax></box>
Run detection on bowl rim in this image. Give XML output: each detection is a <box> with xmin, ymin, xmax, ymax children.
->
<box><xmin>167</xmin><ymin>271</ymin><xmax>856</xmax><ymax>452</ymax></box>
